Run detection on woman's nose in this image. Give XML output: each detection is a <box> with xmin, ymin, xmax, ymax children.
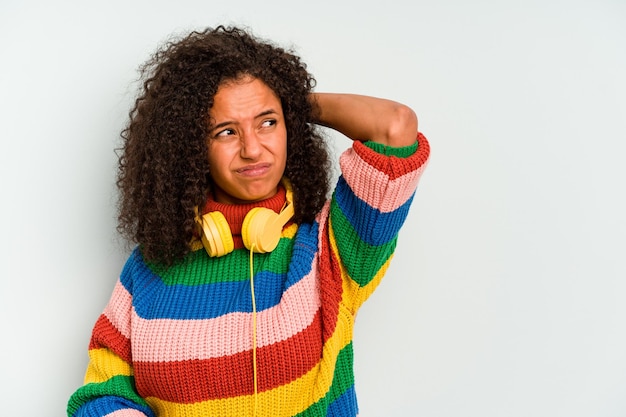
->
<box><xmin>240</xmin><ymin>130</ymin><xmax>262</xmax><ymax>160</ymax></box>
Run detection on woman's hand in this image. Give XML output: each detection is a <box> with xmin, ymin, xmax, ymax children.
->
<box><xmin>310</xmin><ymin>93</ymin><xmax>418</xmax><ymax>147</ymax></box>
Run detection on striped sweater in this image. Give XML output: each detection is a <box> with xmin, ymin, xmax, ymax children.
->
<box><xmin>68</xmin><ymin>135</ymin><xmax>430</xmax><ymax>417</ymax></box>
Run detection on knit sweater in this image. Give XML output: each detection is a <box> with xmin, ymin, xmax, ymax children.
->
<box><xmin>67</xmin><ymin>135</ymin><xmax>430</xmax><ymax>417</ymax></box>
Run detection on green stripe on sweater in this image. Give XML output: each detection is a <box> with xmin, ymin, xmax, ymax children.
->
<box><xmin>67</xmin><ymin>375</ymin><xmax>149</xmax><ymax>416</ymax></box>
<box><xmin>295</xmin><ymin>342</ymin><xmax>355</xmax><ymax>417</ymax></box>
<box><xmin>330</xmin><ymin>199</ymin><xmax>397</xmax><ymax>287</ymax></box>
<box><xmin>363</xmin><ymin>140</ymin><xmax>418</xmax><ymax>157</ymax></box>
<box><xmin>148</xmin><ymin>237</ymin><xmax>294</xmax><ymax>285</ymax></box>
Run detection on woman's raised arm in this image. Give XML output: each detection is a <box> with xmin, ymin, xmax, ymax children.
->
<box><xmin>310</xmin><ymin>92</ymin><xmax>418</xmax><ymax>147</ymax></box>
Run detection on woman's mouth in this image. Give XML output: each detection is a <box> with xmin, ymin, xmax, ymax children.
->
<box><xmin>236</xmin><ymin>163</ymin><xmax>271</xmax><ymax>177</ymax></box>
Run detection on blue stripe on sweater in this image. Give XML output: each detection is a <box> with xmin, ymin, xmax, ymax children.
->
<box><xmin>334</xmin><ymin>176</ymin><xmax>415</xmax><ymax>246</ymax></box>
<box><xmin>120</xmin><ymin>222</ymin><xmax>319</xmax><ymax>320</ymax></box>
<box><xmin>327</xmin><ymin>385</ymin><xmax>358</xmax><ymax>416</ymax></box>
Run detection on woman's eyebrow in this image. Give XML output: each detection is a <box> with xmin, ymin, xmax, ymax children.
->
<box><xmin>255</xmin><ymin>108</ymin><xmax>279</xmax><ymax>119</ymax></box>
<box><xmin>211</xmin><ymin>120</ymin><xmax>234</xmax><ymax>131</ymax></box>
<box><xmin>210</xmin><ymin>108</ymin><xmax>279</xmax><ymax>131</ymax></box>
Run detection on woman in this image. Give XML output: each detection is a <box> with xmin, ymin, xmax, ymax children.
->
<box><xmin>68</xmin><ymin>25</ymin><xmax>430</xmax><ymax>417</ymax></box>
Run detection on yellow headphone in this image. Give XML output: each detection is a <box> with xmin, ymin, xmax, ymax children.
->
<box><xmin>195</xmin><ymin>179</ymin><xmax>294</xmax><ymax>257</ymax></box>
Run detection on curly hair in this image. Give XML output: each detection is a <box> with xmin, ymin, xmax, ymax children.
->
<box><xmin>116</xmin><ymin>25</ymin><xmax>331</xmax><ymax>266</ymax></box>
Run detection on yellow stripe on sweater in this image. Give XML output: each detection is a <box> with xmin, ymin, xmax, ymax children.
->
<box><xmin>85</xmin><ymin>348</ymin><xmax>133</xmax><ymax>383</ymax></box>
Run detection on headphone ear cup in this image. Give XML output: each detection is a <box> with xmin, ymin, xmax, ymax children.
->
<box><xmin>242</xmin><ymin>207</ymin><xmax>282</xmax><ymax>253</ymax></box>
<box><xmin>200</xmin><ymin>211</ymin><xmax>234</xmax><ymax>257</ymax></box>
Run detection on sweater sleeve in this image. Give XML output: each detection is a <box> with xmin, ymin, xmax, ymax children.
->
<box><xmin>328</xmin><ymin>132</ymin><xmax>430</xmax><ymax>313</ymax></box>
<box><xmin>67</xmin><ymin>253</ymin><xmax>156</xmax><ymax>417</ymax></box>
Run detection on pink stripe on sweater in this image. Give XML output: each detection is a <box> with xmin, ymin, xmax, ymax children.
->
<box><xmin>102</xmin><ymin>280</ymin><xmax>133</xmax><ymax>339</ymax></box>
<box><xmin>103</xmin><ymin>409</ymin><xmax>148</xmax><ymax>417</ymax></box>
<box><xmin>340</xmin><ymin>148</ymin><xmax>428</xmax><ymax>213</ymax></box>
<box><xmin>131</xmin><ymin>265</ymin><xmax>321</xmax><ymax>362</ymax></box>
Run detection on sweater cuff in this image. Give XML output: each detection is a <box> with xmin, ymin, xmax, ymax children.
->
<box><xmin>362</xmin><ymin>138</ymin><xmax>418</xmax><ymax>158</ymax></box>
<box><xmin>349</xmin><ymin>133</ymin><xmax>430</xmax><ymax>180</ymax></box>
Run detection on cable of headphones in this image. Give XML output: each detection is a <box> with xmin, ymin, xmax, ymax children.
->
<box><xmin>249</xmin><ymin>245</ymin><xmax>259</xmax><ymax>417</ymax></box>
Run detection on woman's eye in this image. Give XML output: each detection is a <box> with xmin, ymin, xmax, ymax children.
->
<box><xmin>215</xmin><ymin>128</ymin><xmax>236</xmax><ymax>138</ymax></box>
<box><xmin>261</xmin><ymin>119</ymin><xmax>276</xmax><ymax>128</ymax></box>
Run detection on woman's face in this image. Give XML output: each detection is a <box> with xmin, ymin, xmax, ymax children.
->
<box><xmin>207</xmin><ymin>76</ymin><xmax>287</xmax><ymax>204</ymax></box>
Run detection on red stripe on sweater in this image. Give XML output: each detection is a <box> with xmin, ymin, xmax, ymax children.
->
<box><xmin>88</xmin><ymin>314</ymin><xmax>132</xmax><ymax>363</ymax></box>
<box><xmin>317</xmin><ymin>215</ymin><xmax>343</xmax><ymax>343</ymax></box>
<box><xmin>352</xmin><ymin>133</ymin><xmax>430</xmax><ymax>180</ymax></box>
<box><xmin>134</xmin><ymin>309</ymin><xmax>323</xmax><ymax>402</ymax></box>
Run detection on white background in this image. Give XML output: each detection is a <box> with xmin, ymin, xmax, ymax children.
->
<box><xmin>1</xmin><ymin>1</ymin><xmax>625</xmax><ymax>416</ymax></box>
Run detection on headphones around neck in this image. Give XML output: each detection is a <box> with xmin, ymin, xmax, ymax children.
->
<box><xmin>195</xmin><ymin>180</ymin><xmax>294</xmax><ymax>257</ymax></box>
